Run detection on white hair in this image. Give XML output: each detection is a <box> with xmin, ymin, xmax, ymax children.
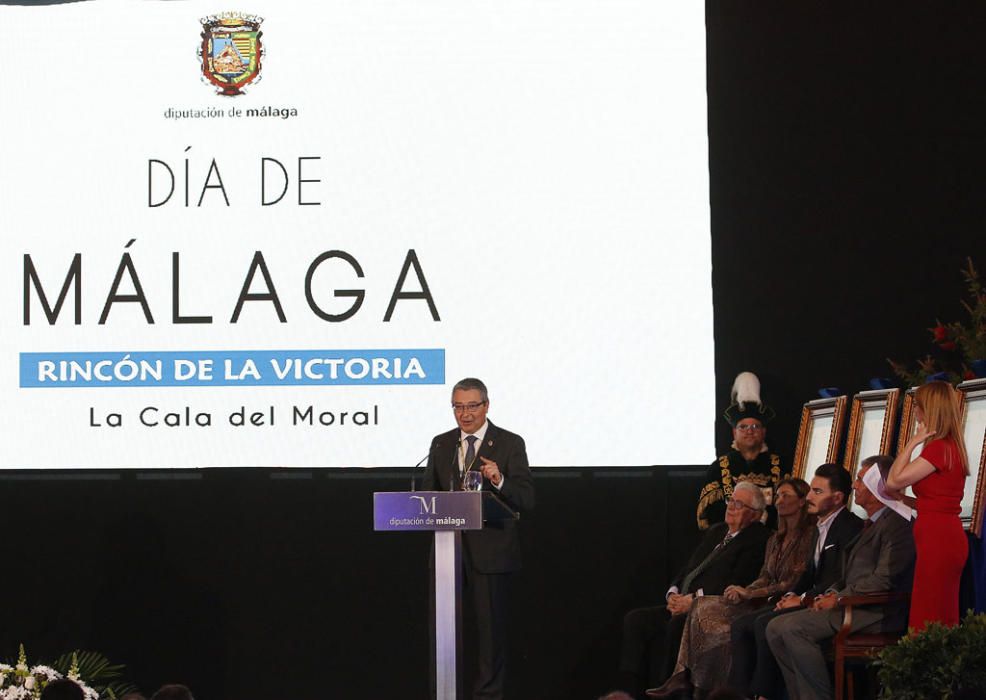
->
<box><xmin>733</xmin><ymin>480</ymin><xmax>766</xmax><ymax>511</ymax></box>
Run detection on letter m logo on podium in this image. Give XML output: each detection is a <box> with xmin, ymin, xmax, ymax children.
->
<box><xmin>411</xmin><ymin>495</ymin><xmax>437</xmax><ymax>515</ymax></box>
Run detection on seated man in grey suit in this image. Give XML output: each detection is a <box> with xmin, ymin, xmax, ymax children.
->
<box><xmin>765</xmin><ymin>460</ymin><xmax>915</xmax><ymax>700</ymax></box>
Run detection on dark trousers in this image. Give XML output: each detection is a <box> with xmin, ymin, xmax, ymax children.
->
<box><xmin>466</xmin><ymin>567</ymin><xmax>509</xmax><ymax>700</ymax></box>
<box><xmin>728</xmin><ymin>605</ymin><xmax>798</xmax><ymax>698</ymax></box>
<box><xmin>618</xmin><ymin>605</ymin><xmax>687</xmax><ymax>695</ymax></box>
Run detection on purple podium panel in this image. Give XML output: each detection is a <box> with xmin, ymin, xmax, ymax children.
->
<box><xmin>373</xmin><ymin>491</ymin><xmax>483</xmax><ymax>532</ymax></box>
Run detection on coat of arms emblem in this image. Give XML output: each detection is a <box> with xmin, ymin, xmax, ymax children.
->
<box><xmin>199</xmin><ymin>13</ymin><xmax>264</xmax><ymax>96</ymax></box>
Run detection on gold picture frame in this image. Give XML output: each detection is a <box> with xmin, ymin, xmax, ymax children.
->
<box><xmin>958</xmin><ymin>378</ymin><xmax>986</xmax><ymax>536</ymax></box>
<box><xmin>793</xmin><ymin>395</ymin><xmax>848</xmax><ymax>480</ymax></box>
<box><xmin>843</xmin><ymin>388</ymin><xmax>900</xmax><ymax>519</ymax></box>
<box><xmin>843</xmin><ymin>388</ymin><xmax>901</xmax><ymax>476</ymax></box>
<box><xmin>896</xmin><ymin>387</ymin><xmax>919</xmax><ymax>458</ymax></box>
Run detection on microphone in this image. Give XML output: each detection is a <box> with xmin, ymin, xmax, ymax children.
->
<box><xmin>451</xmin><ymin>438</ymin><xmax>462</xmax><ymax>491</ymax></box>
<box><xmin>409</xmin><ymin>450</ymin><xmax>430</xmax><ymax>493</ymax></box>
<box><xmin>409</xmin><ymin>438</ymin><xmax>455</xmax><ymax>492</ymax></box>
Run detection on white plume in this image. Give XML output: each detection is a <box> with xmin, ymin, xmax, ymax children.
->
<box><xmin>731</xmin><ymin>372</ymin><xmax>762</xmax><ymax>410</ymax></box>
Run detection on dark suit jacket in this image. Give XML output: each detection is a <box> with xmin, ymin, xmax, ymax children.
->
<box><xmin>833</xmin><ymin>509</ymin><xmax>915</xmax><ymax>631</ymax></box>
<box><xmin>420</xmin><ymin>420</ymin><xmax>535</xmax><ymax>574</ymax></box>
<box><xmin>796</xmin><ymin>507</ymin><xmax>865</xmax><ymax>598</ymax></box>
<box><xmin>670</xmin><ymin>521</ymin><xmax>771</xmax><ymax>596</ymax></box>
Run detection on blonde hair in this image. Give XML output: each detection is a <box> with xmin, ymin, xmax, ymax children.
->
<box><xmin>914</xmin><ymin>381</ymin><xmax>969</xmax><ymax>474</ymax></box>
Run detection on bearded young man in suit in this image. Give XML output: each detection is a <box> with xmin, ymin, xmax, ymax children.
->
<box><xmin>421</xmin><ymin>377</ymin><xmax>535</xmax><ymax>700</ymax></box>
<box><xmin>765</xmin><ymin>460</ymin><xmax>915</xmax><ymax>700</ymax></box>
<box><xmin>727</xmin><ymin>461</ymin><xmax>865</xmax><ymax>699</ymax></box>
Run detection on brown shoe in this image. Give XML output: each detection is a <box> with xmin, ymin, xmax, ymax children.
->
<box><xmin>645</xmin><ymin>669</ymin><xmax>692</xmax><ymax>698</ymax></box>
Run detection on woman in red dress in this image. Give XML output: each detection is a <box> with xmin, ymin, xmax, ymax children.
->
<box><xmin>888</xmin><ymin>380</ymin><xmax>969</xmax><ymax>632</ymax></box>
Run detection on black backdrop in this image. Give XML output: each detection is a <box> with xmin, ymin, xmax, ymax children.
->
<box><xmin>4</xmin><ymin>3</ymin><xmax>985</xmax><ymax>699</ymax></box>
<box><xmin>708</xmin><ymin>2</ymin><xmax>985</xmax><ymax>452</ymax></box>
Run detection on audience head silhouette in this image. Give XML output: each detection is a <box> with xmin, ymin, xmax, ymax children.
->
<box><xmin>150</xmin><ymin>685</ymin><xmax>194</xmax><ymax>700</ymax></box>
<box><xmin>39</xmin><ymin>680</ymin><xmax>84</xmax><ymax>700</ymax></box>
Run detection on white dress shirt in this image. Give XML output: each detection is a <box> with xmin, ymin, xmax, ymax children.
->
<box><xmin>458</xmin><ymin>420</ymin><xmax>504</xmax><ymax>490</ymax></box>
<box><xmin>814</xmin><ymin>505</ymin><xmax>846</xmax><ymax>567</ymax></box>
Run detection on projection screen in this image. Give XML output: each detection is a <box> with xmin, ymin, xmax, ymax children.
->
<box><xmin>0</xmin><ymin>1</ymin><xmax>714</xmax><ymax>468</ymax></box>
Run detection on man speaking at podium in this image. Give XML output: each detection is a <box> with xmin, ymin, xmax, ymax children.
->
<box><xmin>421</xmin><ymin>377</ymin><xmax>536</xmax><ymax>700</ymax></box>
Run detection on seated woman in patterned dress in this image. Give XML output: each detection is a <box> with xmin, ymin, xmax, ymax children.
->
<box><xmin>648</xmin><ymin>478</ymin><xmax>814</xmax><ymax>700</ymax></box>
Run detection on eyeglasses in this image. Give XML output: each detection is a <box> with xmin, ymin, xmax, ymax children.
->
<box><xmin>726</xmin><ymin>498</ymin><xmax>761</xmax><ymax>512</ymax></box>
<box><xmin>452</xmin><ymin>401</ymin><xmax>487</xmax><ymax>414</ymax></box>
<box><xmin>735</xmin><ymin>424</ymin><xmax>764</xmax><ymax>433</ymax></box>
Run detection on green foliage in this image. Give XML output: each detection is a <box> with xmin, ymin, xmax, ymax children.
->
<box><xmin>887</xmin><ymin>354</ymin><xmax>954</xmax><ymax>388</ymax></box>
<box><xmin>1</xmin><ymin>646</ymin><xmax>138</xmax><ymax>700</ymax></box>
<box><xmin>876</xmin><ymin>611</ymin><xmax>986</xmax><ymax>700</ymax></box>
<box><xmin>950</xmin><ymin>257</ymin><xmax>986</xmax><ymax>361</ymax></box>
<box><xmin>889</xmin><ymin>256</ymin><xmax>986</xmax><ymax>383</ymax></box>
<box><xmin>49</xmin><ymin>649</ymin><xmax>138</xmax><ymax>700</ymax></box>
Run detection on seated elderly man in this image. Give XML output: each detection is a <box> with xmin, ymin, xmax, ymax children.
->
<box><xmin>765</xmin><ymin>460</ymin><xmax>915</xmax><ymax>700</ymax></box>
<box><xmin>617</xmin><ymin>481</ymin><xmax>771</xmax><ymax>698</ymax></box>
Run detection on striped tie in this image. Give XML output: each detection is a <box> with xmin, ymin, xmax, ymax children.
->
<box><xmin>463</xmin><ymin>435</ymin><xmax>477</xmax><ymax>478</ymax></box>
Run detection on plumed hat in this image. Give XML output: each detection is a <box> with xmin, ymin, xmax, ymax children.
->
<box><xmin>723</xmin><ymin>371</ymin><xmax>776</xmax><ymax>427</ymax></box>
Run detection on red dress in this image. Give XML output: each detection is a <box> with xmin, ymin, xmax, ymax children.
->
<box><xmin>909</xmin><ymin>437</ymin><xmax>968</xmax><ymax>631</ymax></box>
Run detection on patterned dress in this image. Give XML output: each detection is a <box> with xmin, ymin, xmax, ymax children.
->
<box><xmin>674</xmin><ymin>520</ymin><xmax>815</xmax><ymax>692</ymax></box>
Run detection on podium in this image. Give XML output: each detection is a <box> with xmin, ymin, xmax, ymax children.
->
<box><xmin>373</xmin><ymin>490</ymin><xmax>519</xmax><ymax>700</ymax></box>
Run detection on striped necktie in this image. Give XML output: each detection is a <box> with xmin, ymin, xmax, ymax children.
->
<box><xmin>462</xmin><ymin>435</ymin><xmax>477</xmax><ymax>477</ymax></box>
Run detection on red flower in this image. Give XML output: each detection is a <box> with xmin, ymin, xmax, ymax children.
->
<box><xmin>964</xmin><ymin>370</ymin><xmax>976</xmax><ymax>380</ymax></box>
<box><xmin>931</xmin><ymin>324</ymin><xmax>948</xmax><ymax>342</ymax></box>
<box><xmin>940</xmin><ymin>341</ymin><xmax>957</xmax><ymax>351</ymax></box>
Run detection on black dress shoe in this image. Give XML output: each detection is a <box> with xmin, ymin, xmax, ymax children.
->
<box><xmin>645</xmin><ymin>669</ymin><xmax>692</xmax><ymax>698</ymax></box>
